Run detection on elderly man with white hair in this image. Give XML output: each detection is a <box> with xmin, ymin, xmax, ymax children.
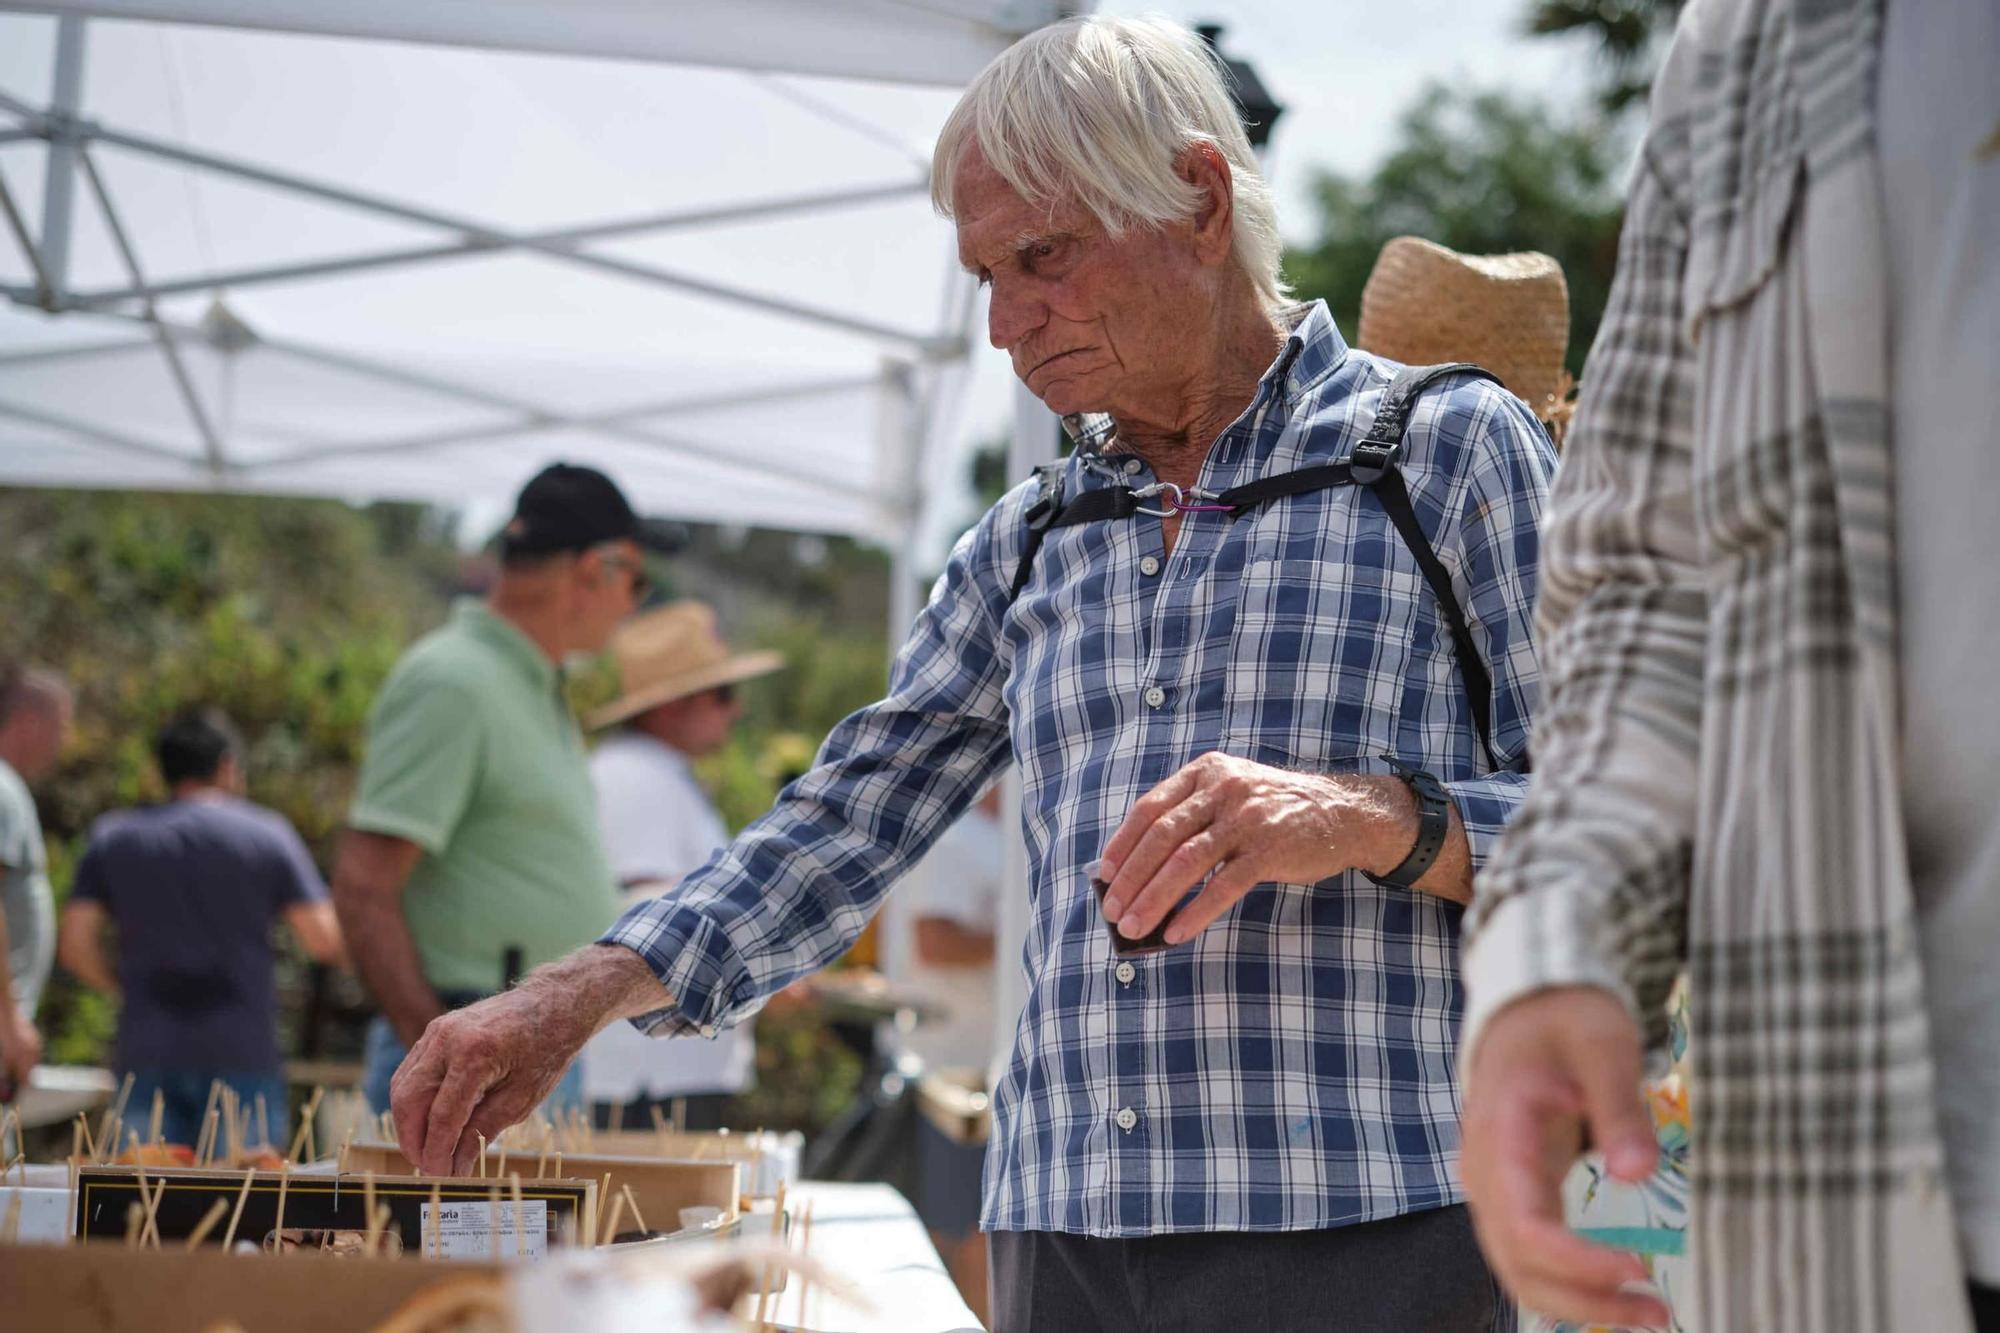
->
<box><xmin>393</xmin><ymin>17</ymin><xmax>1553</xmax><ymax>1328</ymax></box>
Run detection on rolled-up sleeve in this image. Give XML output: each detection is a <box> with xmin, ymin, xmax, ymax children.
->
<box><xmin>603</xmin><ymin>494</ymin><xmax>1021</xmax><ymax>1037</ymax></box>
<box><xmin>1460</xmin><ymin>131</ymin><xmax>1705</xmax><ymax>1065</ymax></box>
<box><xmin>1436</xmin><ymin>380</ymin><xmax>1556</xmax><ymax>871</ymax></box>
<box><xmin>348</xmin><ymin>666</ymin><xmax>482</xmax><ymax>856</ymax></box>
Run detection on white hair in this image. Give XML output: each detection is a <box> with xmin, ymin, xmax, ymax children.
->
<box><xmin>931</xmin><ymin>15</ymin><xmax>1289</xmax><ymax>311</ymax></box>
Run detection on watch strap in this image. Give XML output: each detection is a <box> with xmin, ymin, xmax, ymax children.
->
<box><xmin>1365</xmin><ymin>754</ymin><xmax>1450</xmax><ymax>890</ymax></box>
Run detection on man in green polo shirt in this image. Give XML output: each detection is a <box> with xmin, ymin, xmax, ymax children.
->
<box><xmin>336</xmin><ymin>463</ymin><xmax>669</xmax><ymax>1113</ymax></box>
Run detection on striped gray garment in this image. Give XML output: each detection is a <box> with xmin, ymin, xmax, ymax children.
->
<box><xmin>1461</xmin><ymin>0</ymin><xmax>1972</xmax><ymax>1328</ymax></box>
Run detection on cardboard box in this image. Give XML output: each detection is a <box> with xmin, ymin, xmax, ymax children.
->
<box><xmin>0</xmin><ymin>1240</ymin><xmax>509</xmax><ymax>1333</ymax></box>
<box><xmin>74</xmin><ymin>1166</ymin><xmax>594</xmax><ymax>1258</ymax></box>
<box><xmin>339</xmin><ymin>1143</ymin><xmax>739</xmax><ymax>1242</ymax></box>
<box><xmin>582</xmin><ymin>1129</ymin><xmax>799</xmax><ymax>1196</ymax></box>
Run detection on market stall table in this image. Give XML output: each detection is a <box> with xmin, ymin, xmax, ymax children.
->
<box><xmin>775</xmin><ymin>1180</ymin><xmax>982</xmax><ymax>1333</ymax></box>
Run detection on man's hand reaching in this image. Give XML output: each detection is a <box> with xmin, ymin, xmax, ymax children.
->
<box><xmin>1459</xmin><ymin>986</ymin><xmax>1669</xmax><ymax>1329</ymax></box>
<box><xmin>391</xmin><ymin>944</ymin><xmax>670</xmax><ymax>1174</ymax></box>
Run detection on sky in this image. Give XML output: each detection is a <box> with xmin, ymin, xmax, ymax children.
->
<box><xmin>1092</xmin><ymin>0</ymin><xmax>1604</xmax><ymax>241</ymax></box>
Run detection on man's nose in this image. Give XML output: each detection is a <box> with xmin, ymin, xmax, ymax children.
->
<box><xmin>986</xmin><ymin>278</ymin><xmax>1045</xmax><ymax>352</ymax></box>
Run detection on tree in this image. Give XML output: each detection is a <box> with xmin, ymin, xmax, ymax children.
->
<box><xmin>1523</xmin><ymin>0</ymin><xmax>1686</xmax><ymax>113</ymax></box>
<box><xmin>1283</xmin><ymin>84</ymin><xmax>1627</xmax><ymax>380</ymax></box>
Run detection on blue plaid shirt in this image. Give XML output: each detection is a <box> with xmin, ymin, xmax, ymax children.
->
<box><xmin>605</xmin><ymin>301</ymin><xmax>1554</xmax><ymax>1236</ymax></box>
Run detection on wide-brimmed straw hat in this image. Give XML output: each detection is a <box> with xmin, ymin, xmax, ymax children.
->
<box><xmin>1357</xmin><ymin>236</ymin><xmax>1571</xmax><ymax>423</ymax></box>
<box><xmin>586</xmin><ymin>600</ymin><xmax>784</xmax><ymax>730</ymax></box>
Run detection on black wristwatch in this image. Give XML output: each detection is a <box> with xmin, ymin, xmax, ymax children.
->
<box><xmin>1364</xmin><ymin>754</ymin><xmax>1450</xmax><ymax>890</ymax></box>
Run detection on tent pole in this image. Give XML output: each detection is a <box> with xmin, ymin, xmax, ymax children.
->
<box><xmin>53</xmin><ymin>179</ymin><xmax>928</xmax><ymax>313</ymax></box>
<box><xmin>0</xmin><ymin>164</ymin><xmax>56</xmax><ymax>305</ymax></box>
<box><xmin>76</xmin><ymin>119</ymin><xmax>950</xmax><ymax>355</ymax></box>
<box><xmin>0</xmin><ymin>393</ymin><xmax>192</xmax><ymax>466</ymax></box>
<box><xmin>37</xmin><ymin>14</ymin><xmax>85</xmax><ymax>308</ymax></box>
<box><xmin>76</xmin><ymin>147</ymin><xmax>225</xmax><ymax>477</ymax></box>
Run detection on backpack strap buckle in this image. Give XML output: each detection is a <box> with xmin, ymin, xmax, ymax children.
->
<box><xmin>1346</xmin><ymin>439</ymin><xmax>1397</xmax><ymax>486</ymax></box>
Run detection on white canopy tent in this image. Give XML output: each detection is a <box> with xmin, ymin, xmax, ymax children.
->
<box><xmin>0</xmin><ymin>1</ymin><xmax>1067</xmax><ymax>573</ymax></box>
<box><xmin>0</xmin><ymin>0</ymin><xmax>1064</xmax><ymax>1084</ymax></box>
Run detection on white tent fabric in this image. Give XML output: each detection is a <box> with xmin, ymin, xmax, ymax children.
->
<box><xmin>0</xmin><ymin>2</ymin><xmax>1057</xmax><ymax>555</ymax></box>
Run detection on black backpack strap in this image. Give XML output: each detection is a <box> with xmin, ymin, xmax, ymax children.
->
<box><xmin>1000</xmin><ymin>362</ymin><xmax>1520</xmax><ymax>772</ymax></box>
<box><xmin>1007</xmin><ymin>466</ymin><xmax>1145</xmax><ymax>604</ymax></box>
<box><xmin>1353</xmin><ymin>363</ymin><xmax>1508</xmax><ymax>771</ymax></box>
<box><xmin>1006</xmin><ymin>463</ymin><xmax>1068</xmax><ymax>603</ymax></box>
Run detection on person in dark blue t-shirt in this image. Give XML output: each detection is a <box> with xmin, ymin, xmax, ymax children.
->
<box><xmin>59</xmin><ymin>709</ymin><xmax>347</xmax><ymax>1150</ymax></box>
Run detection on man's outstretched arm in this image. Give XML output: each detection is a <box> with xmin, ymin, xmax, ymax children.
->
<box><xmin>392</xmin><ymin>489</ymin><xmax>1028</xmax><ymax>1169</ymax></box>
<box><xmin>392</xmin><ymin>943</ymin><xmax>666</xmax><ymax>1174</ymax></box>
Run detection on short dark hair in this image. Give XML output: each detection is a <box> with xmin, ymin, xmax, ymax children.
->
<box><xmin>155</xmin><ymin>709</ymin><xmax>243</xmax><ymax>786</ymax></box>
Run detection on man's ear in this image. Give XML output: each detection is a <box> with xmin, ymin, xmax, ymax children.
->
<box><xmin>1177</xmin><ymin>141</ymin><xmax>1235</xmax><ymax>266</ymax></box>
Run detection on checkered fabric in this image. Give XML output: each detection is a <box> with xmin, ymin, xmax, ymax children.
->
<box><xmin>606</xmin><ymin>300</ymin><xmax>1554</xmax><ymax>1236</ymax></box>
<box><xmin>1461</xmin><ymin>0</ymin><xmax>1972</xmax><ymax>1326</ymax></box>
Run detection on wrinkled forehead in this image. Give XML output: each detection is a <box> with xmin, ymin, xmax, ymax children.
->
<box><xmin>949</xmin><ymin>145</ymin><xmax>1088</xmax><ymax>265</ymax></box>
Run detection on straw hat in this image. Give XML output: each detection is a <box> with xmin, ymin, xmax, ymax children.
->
<box><xmin>1356</xmin><ymin>236</ymin><xmax>1570</xmax><ymax>421</ymax></box>
<box><xmin>586</xmin><ymin>600</ymin><xmax>784</xmax><ymax>730</ymax></box>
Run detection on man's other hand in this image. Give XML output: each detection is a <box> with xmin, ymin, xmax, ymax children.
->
<box><xmin>1094</xmin><ymin>752</ymin><xmax>1408</xmax><ymax>945</ymax></box>
<box><xmin>1460</xmin><ymin>986</ymin><xmax>1669</xmax><ymax>1329</ymax></box>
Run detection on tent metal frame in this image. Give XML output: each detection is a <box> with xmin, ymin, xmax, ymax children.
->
<box><xmin>0</xmin><ymin>13</ymin><xmax>979</xmax><ymax>539</ymax></box>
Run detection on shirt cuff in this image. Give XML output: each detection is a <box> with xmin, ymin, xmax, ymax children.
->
<box><xmin>1459</xmin><ymin>888</ymin><xmax>1643</xmax><ymax>1079</ymax></box>
<box><xmin>599</xmin><ymin>896</ymin><xmax>743</xmax><ymax>1039</ymax></box>
<box><xmin>1441</xmin><ymin>772</ymin><xmax>1527</xmax><ymax>874</ymax></box>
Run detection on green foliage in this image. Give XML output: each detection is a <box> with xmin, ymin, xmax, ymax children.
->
<box><xmin>1522</xmin><ymin>0</ymin><xmax>1685</xmax><ymax>112</ymax></box>
<box><xmin>1284</xmin><ymin>84</ymin><xmax>1627</xmax><ymax>380</ymax></box>
<box><xmin>0</xmin><ymin>487</ymin><xmax>456</xmax><ymax>1070</ymax></box>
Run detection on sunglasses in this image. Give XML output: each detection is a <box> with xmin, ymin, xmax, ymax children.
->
<box><xmin>594</xmin><ymin>548</ymin><xmax>652</xmax><ymax>600</ymax></box>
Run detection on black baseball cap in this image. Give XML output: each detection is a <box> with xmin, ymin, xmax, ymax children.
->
<box><xmin>499</xmin><ymin>463</ymin><xmax>684</xmax><ymax>557</ymax></box>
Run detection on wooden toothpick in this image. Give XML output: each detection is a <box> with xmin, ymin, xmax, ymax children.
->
<box><xmin>600</xmin><ymin>1187</ymin><xmax>627</xmax><ymax>1246</ymax></box>
<box><xmin>274</xmin><ymin>1161</ymin><xmax>290</xmax><ymax>1252</ymax></box>
<box><xmin>221</xmin><ymin>1169</ymin><xmax>257</xmax><ymax>1250</ymax></box>
<box><xmin>619</xmin><ymin>1183</ymin><xmax>648</xmax><ymax>1237</ymax></box>
<box><xmin>184</xmin><ymin>1197</ymin><xmax>230</xmax><ymax>1250</ymax></box>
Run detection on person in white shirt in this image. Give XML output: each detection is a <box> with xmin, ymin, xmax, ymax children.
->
<box><xmin>580</xmin><ymin>600</ymin><xmax>783</xmax><ymax>1131</ymax></box>
<box><xmin>894</xmin><ymin>785</ymin><xmax>1004</xmax><ymax>1318</ymax></box>
<box><xmin>898</xmin><ymin>786</ymin><xmax>1003</xmax><ymax>1078</ymax></box>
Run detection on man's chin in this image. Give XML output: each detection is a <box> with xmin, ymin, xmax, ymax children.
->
<box><xmin>1024</xmin><ymin>377</ymin><xmax>1099</xmax><ymax>417</ymax></box>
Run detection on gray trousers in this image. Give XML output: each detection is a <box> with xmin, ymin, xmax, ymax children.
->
<box><xmin>989</xmin><ymin>1204</ymin><xmax>1507</xmax><ymax>1333</ymax></box>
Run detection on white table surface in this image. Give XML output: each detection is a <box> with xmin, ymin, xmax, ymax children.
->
<box><xmin>770</xmin><ymin>1181</ymin><xmax>983</xmax><ymax>1333</ymax></box>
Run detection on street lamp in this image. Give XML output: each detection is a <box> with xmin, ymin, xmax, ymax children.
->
<box><xmin>1195</xmin><ymin>23</ymin><xmax>1284</xmax><ymax>151</ymax></box>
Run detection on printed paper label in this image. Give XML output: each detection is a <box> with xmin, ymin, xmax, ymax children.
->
<box><xmin>420</xmin><ymin>1199</ymin><xmax>548</xmax><ymax>1259</ymax></box>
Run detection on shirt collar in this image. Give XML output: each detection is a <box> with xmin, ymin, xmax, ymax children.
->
<box><xmin>613</xmin><ymin>728</ymin><xmax>697</xmax><ymax>775</ymax></box>
<box><xmin>453</xmin><ymin>598</ymin><xmax>560</xmax><ymax>693</ymax></box>
<box><xmin>1059</xmin><ymin>299</ymin><xmax>1349</xmax><ymax>456</ymax></box>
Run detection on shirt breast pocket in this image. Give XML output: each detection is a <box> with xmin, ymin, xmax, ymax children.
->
<box><xmin>1219</xmin><ymin>555</ymin><xmax>1428</xmax><ymax>772</ymax></box>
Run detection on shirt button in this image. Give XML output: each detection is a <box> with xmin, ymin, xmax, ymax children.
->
<box><xmin>1122</xmin><ymin>458</ymin><xmax>1143</xmax><ymax>476</ymax></box>
<box><xmin>1143</xmin><ymin>685</ymin><xmax>1166</xmax><ymax>708</ymax></box>
<box><xmin>1139</xmin><ymin>556</ymin><xmax>1161</xmax><ymax>577</ymax></box>
<box><xmin>1115</xmin><ymin>1107</ymin><xmax>1138</xmax><ymax>1132</ymax></box>
<box><xmin>1114</xmin><ymin>961</ymin><xmax>1136</xmax><ymax>985</ymax></box>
